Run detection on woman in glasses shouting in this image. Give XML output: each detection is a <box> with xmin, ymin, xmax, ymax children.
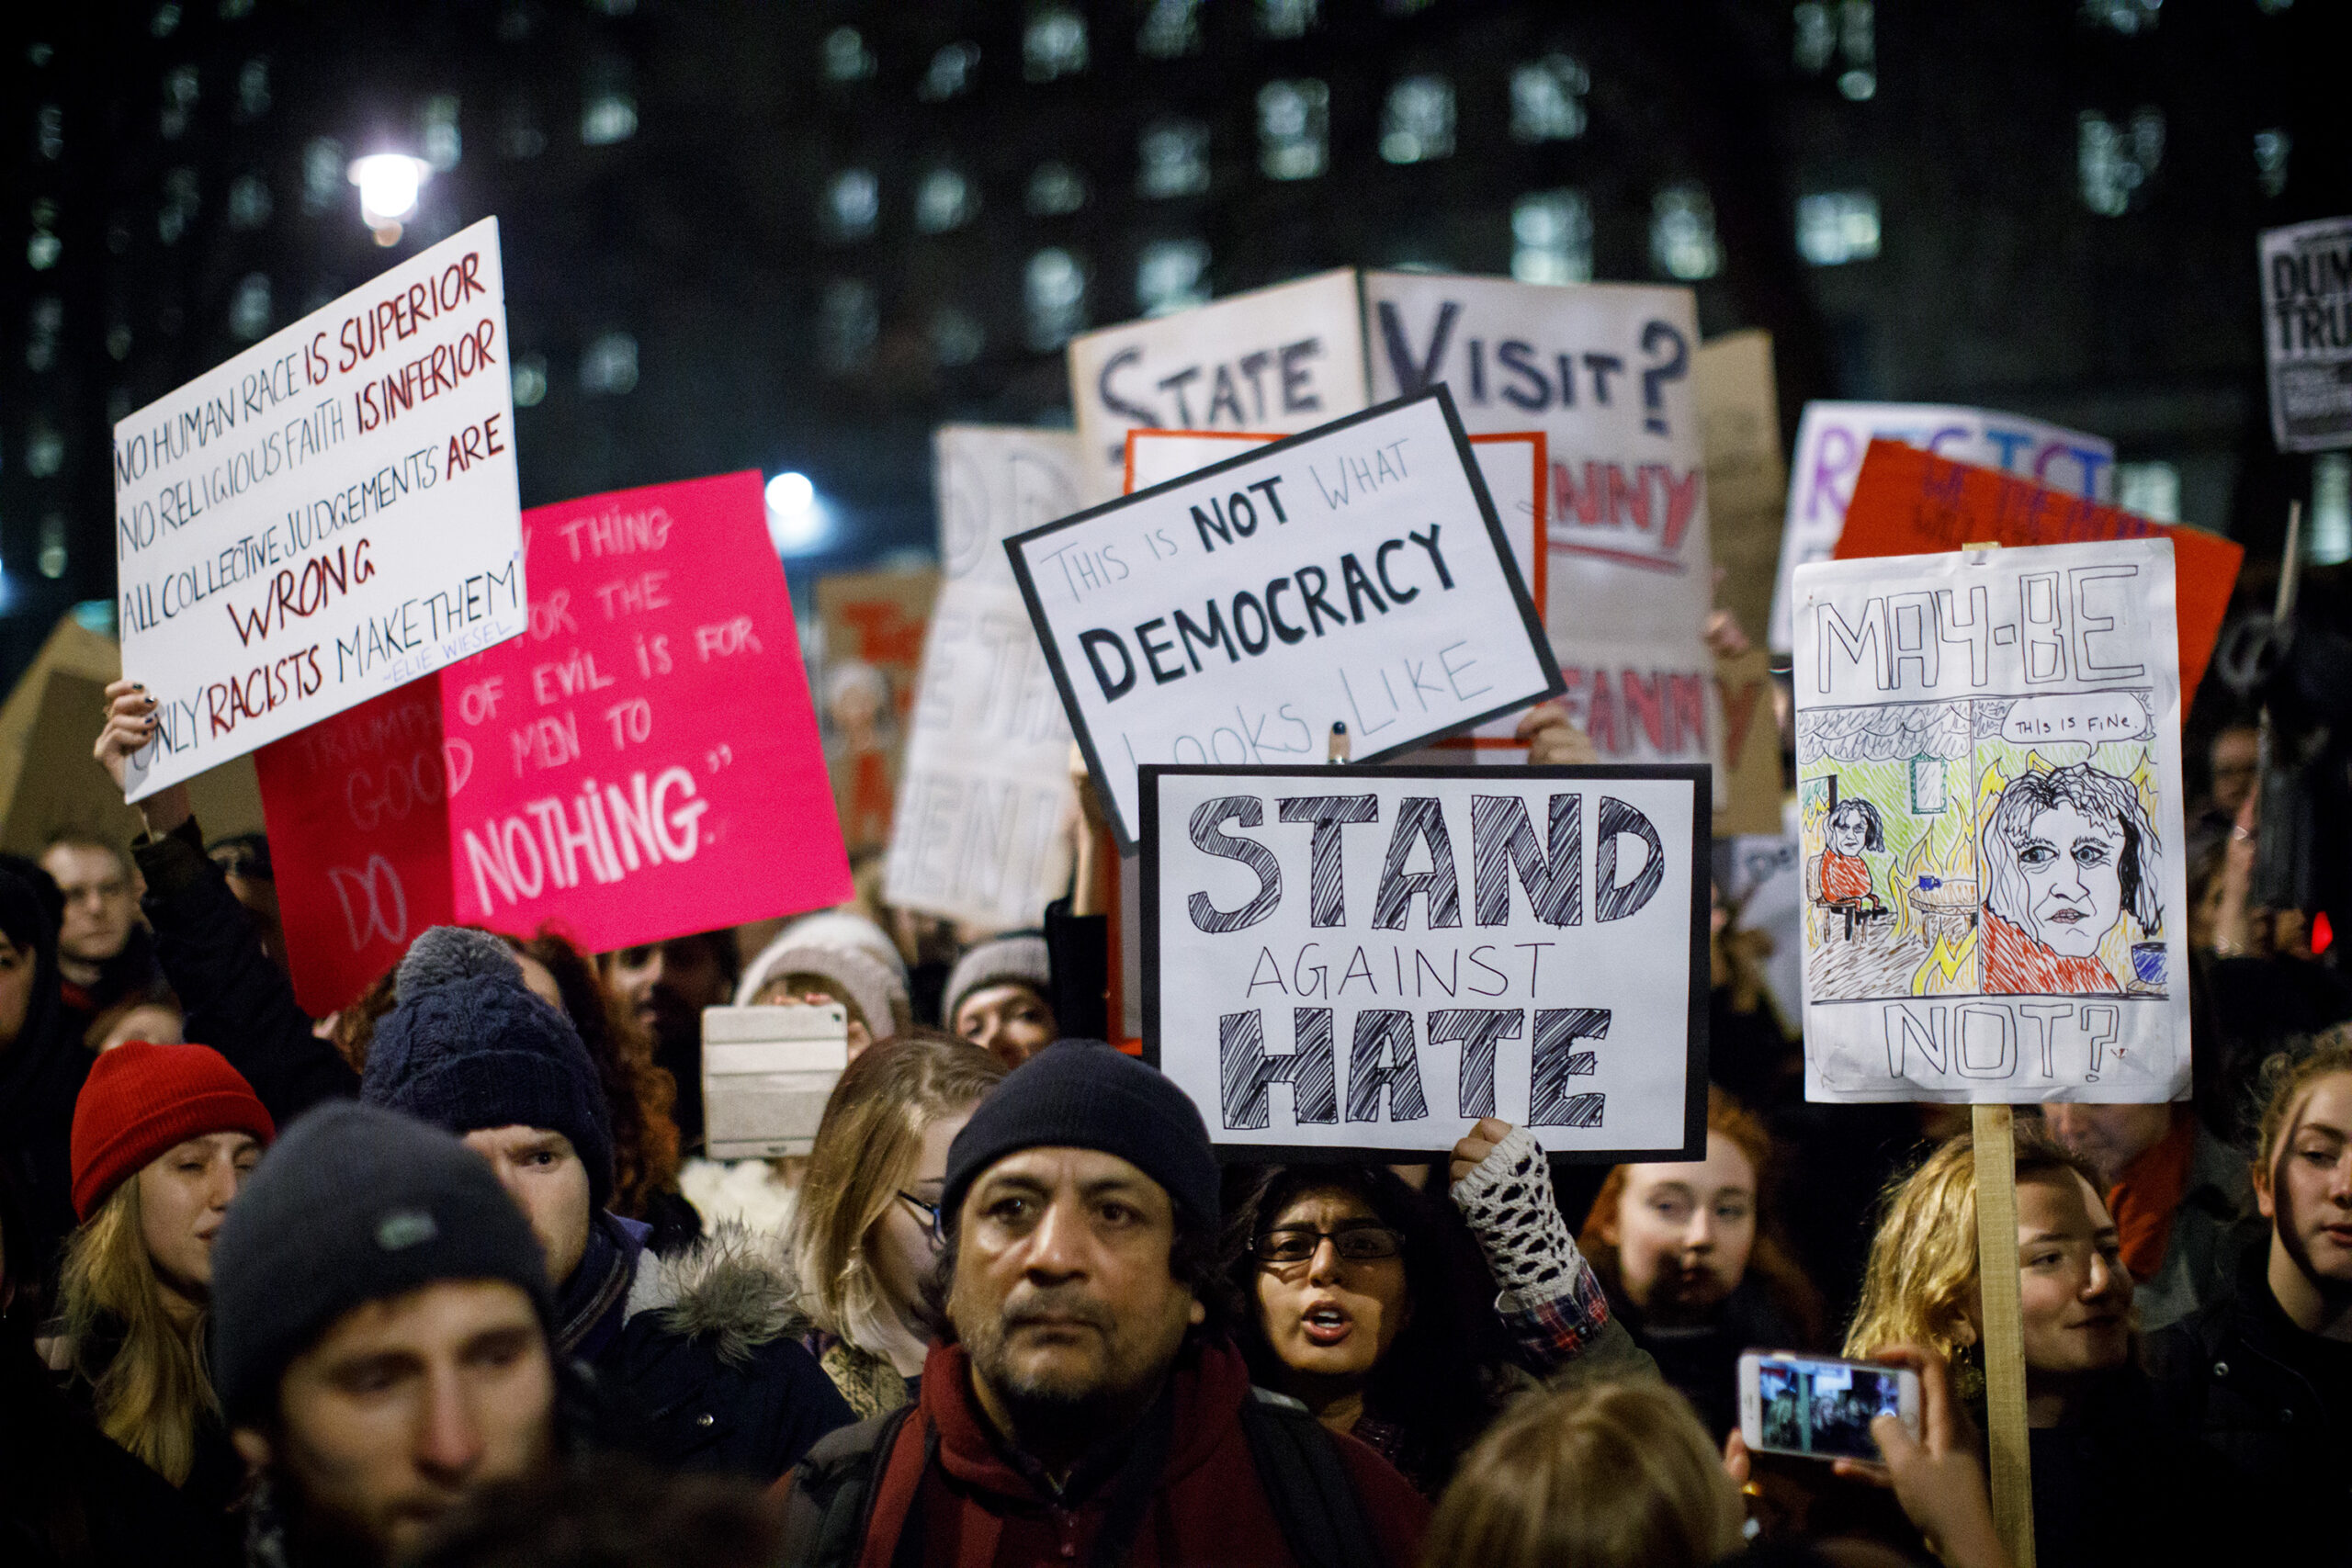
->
<box><xmin>1220</xmin><ymin>1120</ymin><xmax>1657</xmax><ymax>1495</ymax></box>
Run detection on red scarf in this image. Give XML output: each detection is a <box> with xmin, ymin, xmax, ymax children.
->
<box><xmin>2109</xmin><ymin>1110</ymin><xmax>2196</xmax><ymax>1280</ymax></box>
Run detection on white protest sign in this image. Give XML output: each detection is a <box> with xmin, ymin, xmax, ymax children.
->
<box><xmin>885</xmin><ymin>428</ymin><xmax>1084</xmax><ymax>929</ymax></box>
<box><xmin>1767</xmin><ymin>402</ymin><xmax>2114</xmax><ymax>653</ymax></box>
<box><xmin>2260</xmin><ymin>217</ymin><xmax>2352</xmax><ymax>454</ymax></box>
<box><xmin>1067</xmin><ymin>268</ymin><xmax>1369</xmax><ymax>505</ymax></box>
<box><xmin>1143</xmin><ymin>763</ymin><xmax>1708</xmax><ymax>1158</ymax></box>
<box><xmin>112</xmin><ymin>218</ymin><xmax>522</xmax><ymax>799</ymax></box>
<box><xmin>1791</xmin><ymin>538</ymin><xmax>2188</xmax><ymax>1104</ymax></box>
<box><xmin>1010</xmin><ymin>389</ymin><xmax>1563</xmax><ymax>851</ymax></box>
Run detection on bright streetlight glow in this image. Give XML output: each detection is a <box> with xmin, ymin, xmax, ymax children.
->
<box><xmin>349</xmin><ymin>152</ymin><xmax>430</xmax><ymax>227</ymax></box>
<box><xmin>765</xmin><ymin>471</ymin><xmax>815</xmax><ymax>515</ymax></box>
<box><xmin>765</xmin><ymin>471</ymin><xmax>827</xmax><ymax>554</ymax></box>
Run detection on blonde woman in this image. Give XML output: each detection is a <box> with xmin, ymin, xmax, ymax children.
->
<box><xmin>1847</xmin><ymin>1125</ymin><xmax>2231</xmax><ymax>1565</ymax></box>
<box><xmin>786</xmin><ymin>1034</ymin><xmax>1005</xmax><ymax>1417</ymax></box>
<box><xmin>54</xmin><ymin>1041</ymin><xmax>274</xmax><ymax>1560</ymax></box>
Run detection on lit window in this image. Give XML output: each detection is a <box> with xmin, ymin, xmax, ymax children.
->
<box><xmin>107</xmin><ymin>323</ymin><xmax>130</xmax><ymax>361</ymax></box>
<box><xmin>2256</xmin><ymin>0</ymin><xmax>2291</xmax><ymax>11</ymax></box>
<box><xmin>920</xmin><ymin>42</ymin><xmax>979</xmax><ymax>101</ymax></box>
<box><xmin>1795</xmin><ymin>191</ymin><xmax>1880</xmax><ymax>265</ymax></box>
<box><xmin>819</xmin><ymin>280</ymin><xmax>878</xmax><ymax>374</ymax></box>
<box><xmin>220</xmin><ymin>0</ymin><xmax>255</xmax><ymax>17</ymax></box>
<box><xmin>1258</xmin><ymin>80</ymin><xmax>1329</xmax><ymax>180</ymax></box>
<box><xmin>1382</xmin><ymin>75</ymin><xmax>1455</xmax><ymax>164</ymax></box>
<box><xmin>2256</xmin><ymin>129</ymin><xmax>2291</xmax><ymax>198</ymax></box>
<box><xmin>501</xmin><ymin>100</ymin><xmax>546</xmax><ymax>160</ymax></box>
<box><xmin>302</xmin><ymin>137</ymin><xmax>344</xmax><ymax>211</ymax></box>
<box><xmin>914</xmin><ymin>166</ymin><xmax>978</xmax><ymax>233</ymax></box>
<box><xmin>823</xmin><ymin>27</ymin><xmax>876</xmax><ymax>83</ymax></box>
<box><xmin>28</xmin><ymin>198</ymin><xmax>60</xmax><ymax>269</ymax></box>
<box><xmin>236</xmin><ymin>58</ymin><xmax>269</xmax><ymax>120</ymax></box>
<box><xmin>151</xmin><ymin>5</ymin><xmax>180</xmax><ymax>38</ymax></box>
<box><xmin>229</xmin><ymin>274</ymin><xmax>271</xmax><ymax>341</ymax></box>
<box><xmin>581</xmin><ymin>332</ymin><xmax>639</xmax><ymax>395</ymax></box>
<box><xmin>1024</xmin><ymin>4</ymin><xmax>1089</xmax><ymax>82</ymax></box>
<box><xmin>1511</xmin><ymin>190</ymin><xmax>1592</xmax><ymax>285</ymax></box>
<box><xmin>1259</xmin><ymin>0</ymin><xmax>1318</xmax><ymax>38</ymax></box>
<box><xmin>1837</xmin><ymin>1</ymin><xmax>1874</xmax><ymax>99</ymax></box>
<box><xmin>1138</xmin><ymin>0</ymin><xmax>1203</xmax><ymax>58</ymax></box>
<box><xmin>2115</xmin><ymin>461</ymin><xmax>2181</xmax><ymax>525</ymax></box>
<box><xmin>159</xmin><ymin>170</ymin><xmax>198</xmax><ymax>245</ymax></box>
<box><xmin>2077</xmin><ymin>108</ymin><xmax>2163</xmax><ymax>216</ymax></box>
<box><xmin>161</xmin><ymin>64</ymin><xmax>199</xmax><ymax>141</ymax></box>
<box><xmin>1139</xmin><ymin>118</ymin><xmax>1211</xmax><ymax>199</ymax></box>
<box><xmin>2080</xmin><ymin>0</ymin><xmax>2159</xmax><ymax>33</ymax></box>
<box><xmin>931</xmin><ymin>306</ymin><xmax>984</xmax><ymax>367</ymax></box>
<box><xmin>228</xmin><ymin>173</ymin><xmax>273</xmax><ymax>230</ymax></box>
<box><xmin>512</xmin><ymin>354</ymin><xmax>548</xmax><ymax>408</ymax></box>
<box><xmin>423</xmin><ymin>95</ymin><xmax>461</xmax><ymax>170</ymax></box>
<box><xmin>1792</xmin><ymin>2</ymin><xmax>1835</xmax><ymax>71</ymax></box>
<box><xmin>2311</xmin><ymin>454</ymin><xmax>2351</xmax><ymax>566</ymax></box>
<box><xmin>585</xmin><ymin>0</ymin><xmax>635</xmax><ymax>14</ymax></box>
<box><xmin>27</xmin><ymin>417</ymin><xmax>63</xmax><ymax>478</ymax></box>
<box><xmin>27</xmin><ymin>297</ymin><xmax>61</xmax><ymax>372</ymax></box>
<box><xmin>1510</xmin><ymin>56</ymin><xmax>1588</xmax><ymax>143</ymax></box>
<box><xmin>825</xmin><ymin>169</ymin><xmax>879</xmax><ymax>242</ymax></box>
<box><xmin>581</xmin><ymin>57</ymin><xmax>637</xmax><ymax>145</ymax></box>
<box><xmin>1026</xmin><ymin>161</ymin><xmax>1087</xmax><ymax>216</ymax></box>
<box><xmin>1651</xmin><ymin>185</ymin><xmax>1721</xmax><ymax>280</ymax></box>
<box><xmin>1138</xmin><ymin>238</ymin><xmax>1210</xmax><ymax>316</ymax></box>
<box><xmin>1025</xmin><ymin>248</ymin><xmax>1087</xmax><ymax>351</ymax></box>
<box><xmin>38</xmin><ymin>513</ymin><xmax>66</xmax><ymax>581</ymax></box>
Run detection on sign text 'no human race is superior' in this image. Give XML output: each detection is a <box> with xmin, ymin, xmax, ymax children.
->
<box><xmin>112</xmin><ymin>217</ymin><xmax>524</xmax><ymax>798</ymax></box>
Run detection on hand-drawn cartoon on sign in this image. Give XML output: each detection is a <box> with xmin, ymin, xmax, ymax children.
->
<box><xmin>885</xmin><ymin>428</ymin><xmax>1083</xmax><ymax>930</ymax></box>
<box><xmin>1142</xmin><ymin>763</ymin><xmax>1708</xmax><ymax>1159</ymax></box>
<box><xmin>1009</xmin><ymin>388</ymin><xmax>1564</xmax><ymax>852</ymax></box>
<box><xmin>1067</xmin><ymin>268</ymin><xmax>1369</xmax><ymax>506</ymax></box>
<box><xmin>113</xmin><ymin>218</ymin><xmax>524</xmax><ymax>797</ymax></box>
<box><xmin>1791</xmin><ymin>538</ymin><xmax>2189</xmax><ymax>1104</ymax></box>
<box><xmin>1768</xmin><ymin>403</ymin><xmax>2115</xmax><ymax>653</ymax></box>
<box><xmin>255</xmin><ymin>471</ymin><xmax>848</xmax><ymax>1016</ymax></box>
<box><xmin>2259</xmin><ymin>216</ymin><xmax>2352</xmax><ymax>453</ymax></box>
<box><xmin>816</xmin><ymin>570</ymin><xmax>938</xmax><ymax>855</ymax></box>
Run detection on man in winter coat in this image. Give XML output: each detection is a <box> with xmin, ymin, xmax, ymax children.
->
<box><xmin>780</xmin><ymin>1040</ymin><xmax>1430</xmax><ymax>1568</ymax></box>
<box><xmin>211</xmin><ymin>1101</ymin><xmax>564</xmax><ymax>1568</ymax></box>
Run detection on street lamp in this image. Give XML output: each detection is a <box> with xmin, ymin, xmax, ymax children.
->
<box><xmin>766</xmin><ymin>471</ymin><xmax>828</xmax><ymax>555</ymax></box>
<box><xmin>349</xmin><ymin>152</ymin><xmax>430</xmax><ymax>245</ymax></box>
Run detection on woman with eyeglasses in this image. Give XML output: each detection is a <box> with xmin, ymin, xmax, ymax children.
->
<box><xmin>783</xmin><ymin>1032</ymin><xmax>1007</xmax><ymax>1417</ymax></box>
<box><xmin>1222</xmin><ymin>1120</ymin><xmax>1657</xmax><ymax>1495</ymax></box>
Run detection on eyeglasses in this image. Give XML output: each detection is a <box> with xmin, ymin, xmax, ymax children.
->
<box><xmin>897</xmin><ymin>1190</ymin><xmax>946</xmax><ymax>1247</ymax></box>
<box><xmin>1253</xmin><ymin>1224</ymin><xmax>1406</xmax><ymax>1265</ymax></box>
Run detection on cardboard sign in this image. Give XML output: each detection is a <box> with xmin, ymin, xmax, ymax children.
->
<box><xmin>1010</xmin><ymin>389</ymin><xmax>1563</xmax><ymax>851</ymax></box>
<box><xmin>816</xmin><ymin>570</ymin><xmax>938</xmax><ymax>856</ymax></box>
<box><xmin>114</xmin><ymin>219</ymin><xmax>523</xmax><ymax>798</ymax></box>
<box><xmin>1791</xmin><ymin>539</ymin><xmax>2188</xmax><ymax>1104</ymax></box>
<box><xmin>1694</xmin><ymin>330</ymin><xmax>1786</xmax><ymax>649</ymax></box>
<box><xmin>1768</xmin><ymin>402</ymin><xmax>2115</xmax><ymax>652</ymax></box>
<box><xmin>1713</xmin><ymin>647</ymin><xmax>1785</xmax><ymax>838</ymax></box>
<box><xmin>1142</xmin><ymin>763</ymin><xmax>1708</xmax><ymax>1158</ymax></box>
<box><xmin>1834</xmin><ymin>440</ymin><xmax>2241</xmax><ymax>699</ymax></box>
<box><xmin>2260</xmin><ymin>216</ymin><xmax>2352</xmax><ymax>453</ymax></box>
<box><xmin>3</xmin><ymin>671</ymin><xmax>265</xmax><ymax>857</ymax></box>
<box><xmin>1067</xmin><ymin>268</ymin><xmax>1369</xmax><ymax>505</ymax></box>
<box><xmin>1129</xmin><ymin>428</ymin><xmax>1549</xmax><ymax>762</ymax></box>
<box><xmin>885</xmin><ymin>428</ymin><xmax>1083</xmax><ymax>929</ymax></box>
<box><xmin>255</xmin><ymin>471</ymin><xmax>847</xmax><ymax>1015</ymax></box>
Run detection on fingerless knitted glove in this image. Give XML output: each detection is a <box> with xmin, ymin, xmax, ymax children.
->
<box><xmin>1448</xmin><ymin>1125</ymin><xmax>1585</xmax><ymax>1306</ymax></box>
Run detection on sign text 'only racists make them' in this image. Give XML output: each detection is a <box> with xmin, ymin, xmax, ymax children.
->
<box><xmin>1007</xmin><ymin>387</ymin><xmax>1564</xmax><ymax>852</ymax></box>
<box><xmin>1143</xmin><ymin>764</ymin><xmax>1708</xmax><ymax>1160</ymax></box>
<box><xmin>114</xmin><ymin>218</ymin><xmax>524</xmax><ymax>798</ymax></box>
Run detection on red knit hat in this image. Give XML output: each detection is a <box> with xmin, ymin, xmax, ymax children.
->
<box><xmin>71</xmin><ymin>1042</ymin><xmax>276</xmax><ymax>1221</ymax></box>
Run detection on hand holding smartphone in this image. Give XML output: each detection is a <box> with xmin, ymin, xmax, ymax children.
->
<box><xmin>1738</xmin><ymin>1350</ymin><xmax>1922</xmax><ymax>1464</ymax></box>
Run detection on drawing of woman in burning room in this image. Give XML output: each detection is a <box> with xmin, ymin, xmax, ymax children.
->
<box><xmin>1980</xmin><ymin>762</ymin><xmax>2162</xmax><ymax>995</ymax></box>
<box><xmin>1821</xmin><ymin>797</ymin><xmax>1886</xmax><ymax>909</ymax></box>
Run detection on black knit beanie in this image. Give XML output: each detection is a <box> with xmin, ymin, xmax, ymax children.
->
<box><xmin>943</xmin><ymin>1040</ymin><xmax>1218</xmax><ymax>1235</ymax></box>
<box><xmin>361</xmin><ymin>927</ymin><xmax>616</xmax><ymax>1211</ymax></box>
<box><xmin>210</xmin><ymin>1100</ymin><xmax>553</xmax><ymax>1425</ymax></box>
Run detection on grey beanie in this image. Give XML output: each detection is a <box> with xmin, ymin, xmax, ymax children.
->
<box><xmin>942</xmin><ymin>932</ymin><xmax>1053</xmax><ymax>1029</ymax></box>
<box><xmin>210</xmin><ymin>1100</ymin><xmax>552</xmax><ymax>1425</ymax></box>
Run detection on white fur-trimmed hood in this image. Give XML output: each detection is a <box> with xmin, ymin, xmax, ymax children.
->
<box><xmin>623</xmin><ymin>1220</ymin><xmax>808</xmax><ymax>1369</ymax></box>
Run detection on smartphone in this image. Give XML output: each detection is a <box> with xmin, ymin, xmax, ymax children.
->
<box><xmin>1737</xmin><ymin>1350</ymin><xmax>1921</xmax><ymax>1463</ymax></box>
<box><xmin>701</xmin><ymin>1004</ymin><xmax>850</xmax><ymax>1159</ymax></box>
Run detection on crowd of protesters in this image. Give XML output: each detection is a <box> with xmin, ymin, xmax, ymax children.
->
<box><xmin>2</xmin><ymin>660</ymin><xmax>2348</xmax><ymax>1568</ymax></box>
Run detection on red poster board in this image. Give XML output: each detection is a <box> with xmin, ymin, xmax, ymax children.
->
<box><xmin>256</xmin><ymin>471</ymin><xmax>850</xmax><ymax>1015</ymax></box>
<box><xmin>1835</xmin><ymin>439</ymin><xmax>2242</xmax><ymax>698</ymax></box>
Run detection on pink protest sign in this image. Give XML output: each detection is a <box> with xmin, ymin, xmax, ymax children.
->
<box><xmin>255</xmin><ymin>470</ymin><xmax>849</xmax><ymax>1015</ymax></box>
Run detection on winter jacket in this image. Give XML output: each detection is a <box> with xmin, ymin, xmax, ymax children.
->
<box><xmin>2144</xmin><ymin>1238</ymin><xmax>2352</xmax><ymax>1558</ymax></box>
<box><xmin>0</xmin><ymin>868</ymin><xmax>92</xmax><ymax>1295</ymax></box>
<box><xmin>578</xmin><ymin>1218</ymin><xmax>854</xmax><ymax>1479</ymax></box>
<box><xmin>1600</xmin><ymin>1273</ymin><xmax>1806</xmax><ymax>1440</ymax></box>
<box><xmin>2025</xmin><ymin>1367</ymin><xmax>2241</xmax><ymax>1568</ymax></box>
<box><xmin>780</xmin><ymin>1337</ymin><xmax>1430</xmax><ymax>1568</ymax></box>
<box><xmin>2128</xmin><ymin>1122</ymin><xmax>2262</xmax><ymax>1333</ymax></box>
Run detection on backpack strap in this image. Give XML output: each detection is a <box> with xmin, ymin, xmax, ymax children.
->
<box><xmin>783</xmin><ymin>1403</ymin><xmax>922</xmax><ymax>1568</ymax></box>
<box><xmin>1238</xmin><ymin>1386</ymin><xmax>1388</xmax><ymax>1568</ymax></box>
